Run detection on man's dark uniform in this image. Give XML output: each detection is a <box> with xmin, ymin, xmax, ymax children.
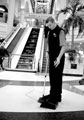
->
<box><xmin>48</xmin><ymin>25</ymin><xmax>65</xmax><ymax>102</ymax></box>
<box><xmin>38</xmin><ymin>25</ymin><xmax>65</xmax><ymax>109</ymax></box>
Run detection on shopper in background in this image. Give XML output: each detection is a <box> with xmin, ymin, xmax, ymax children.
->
<box><xmin>0</xmin><ymin>45</ymin><xmax>9</xmax><ymax>70</ymax></box>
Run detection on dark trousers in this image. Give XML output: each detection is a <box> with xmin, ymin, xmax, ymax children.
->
<box><xmin>49</xmin><ymin>56</ymin><xmax>65</xmax><ymax>99</ymax></box>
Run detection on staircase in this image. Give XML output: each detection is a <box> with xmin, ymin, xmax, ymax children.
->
<box><xmin>16</xmin><ymin>28</ymin><xmax>40</xmax><ymax>70</ymax></box>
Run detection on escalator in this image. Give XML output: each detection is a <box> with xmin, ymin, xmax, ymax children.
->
<box><xmin>16</xmin><ymin>28</ymin><xmax>40</xmax><ymax>70</ymax></box>
<box><xmin>7</xmin><ymin>28</ymin><xmax>25</xmax><ymax>54</ymax></box>
<box><xmin>2</xmin><ymin>28</ymin><xmax>25</xmax><ymax>69</ymax></box>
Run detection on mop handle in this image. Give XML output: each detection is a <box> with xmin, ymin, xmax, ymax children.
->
<box><xmin>43</xmin><ymin>56</ymin><xmax>49</xmax><ymax>95</ymax></box>
<box><xmin>45</xmin><ymin>56</ymin><xmax>49</xmax><ymax>77</ymax></box>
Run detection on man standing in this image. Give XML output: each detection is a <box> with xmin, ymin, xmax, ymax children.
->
<box><xmin>0</xmin><ymin>45</ymin><xmax>9</xmax><ymax>70</ymax></box>
<box><xmin>38</xmin><ymin>17</ymin><xmax>66</xmax><ymax>110</ymax></box>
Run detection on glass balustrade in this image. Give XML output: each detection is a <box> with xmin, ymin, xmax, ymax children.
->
<box><xmin>3</xmin><ymin>53</ymin><xmax>35</xmax><ymax>71</ymax></box>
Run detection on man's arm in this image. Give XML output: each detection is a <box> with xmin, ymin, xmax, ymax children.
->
<box><xmin>54</xmin><ymin>30</ymin><xmax>66</xmax><ymax>67</ymax></box>
<box><xmin>44</xmin><ymin>26</ymin><xmax>49</xmax><ymax>52</ymax></box>
<box><xmin>58</xmin><ymin>45</ymin><xmax>66</xmax><ymax>60</ymax></box>
<box><xmin>44</xmin><ymin>26</ymin><xmax>50</xmax><ymax>39</ymax></box>
<box><xmin>58</xmin><ymin>30</ymin><xmax>66</xmax><ymax>59</ymax></box>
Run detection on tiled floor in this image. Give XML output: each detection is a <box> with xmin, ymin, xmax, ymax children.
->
<box><xmin>0</xmin><ymin>70</ymin><xmax>84</xmax><ymax>112</ymax></box>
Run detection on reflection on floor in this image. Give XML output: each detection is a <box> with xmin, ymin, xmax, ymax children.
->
<box><xmin>0</xmin><ymin>70</ymin><xmax>84</xmax><ymax>112</ymax></box>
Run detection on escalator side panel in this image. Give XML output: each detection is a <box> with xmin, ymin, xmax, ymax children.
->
<box><xmin>16</xmin><ymin>28</ymin><xmax>40</xmax><ymax>70</ymax></box>
<box><xmin>7</xmin><ymin>28</ymin><xmax>25</xmax><ymax>54</ymax></box>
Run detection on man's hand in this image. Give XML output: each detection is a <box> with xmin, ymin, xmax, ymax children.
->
<box><xmin>54</xmin><ymin>57</ymin><xmax>60</xmax><ymax>68</ymax></box>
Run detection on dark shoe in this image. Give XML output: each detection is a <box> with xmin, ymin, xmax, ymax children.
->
<box><xmin>38</xmin><ymin>94</ymin><xmax>50</xmax><ymax>103</ymax></box>
<box><xmin>38</xmin><ymin>94</ymin><xmax>62</xmax><ymax>103</ymax></box>
<box><xmin>40</xmin><ymin>101</ymin><xmax>58</xmax><ymax>110</ymax></box>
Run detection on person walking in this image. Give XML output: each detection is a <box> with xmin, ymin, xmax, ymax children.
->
<box><xmin>38</xmin><ymin>17</ymin><xmax>66</xmax><ymax>110</ymax></box>
<box><xmin>0</xmin><ymin>45</ymin><xmax>9</xmax><ymax>70</ymax></box>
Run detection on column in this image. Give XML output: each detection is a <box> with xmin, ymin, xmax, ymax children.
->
<box><xmin>20</xmin><ymin>0</ymin><xmax>26</xmax><ymax>28</ymax></box>
<box><xmin>7</xmin><ymin>0</ymin><xmax>15</xmax><ymax>34</ymax></box>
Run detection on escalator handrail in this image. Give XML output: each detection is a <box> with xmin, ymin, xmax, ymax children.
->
<box><xmin>33</xmin><ymin>27</ymin><xmax>44</xmax><ymax>71</ymax></box>
<box><xmin>4</xmin><ymin>24</ymin><xmax>21</xmax><ymax>49</ymax></box>
<box><xmin>37</xmin><ymin>27</ymin><xmax>45</xmax><ymax>72</ymax></box>
<box><xmin>1</xmin><ymin>28</ymin><xmax>15</xmax><ymax>47</ymax></box>
<box><xmin>1</xmin><ymin>24</ymin><xmax>20</xmax><ymax>48</ymax></box>
<box><xmin>9</xmin><ymin>27</ymin><xmax>32</xmax><ymax>69</ymax></box>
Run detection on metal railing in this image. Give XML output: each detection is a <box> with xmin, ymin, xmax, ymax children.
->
<box><xmin>1</xmin><ymin>24</ymin><xmax>21</xmax><ymax>48</ymax></box>
<box><xmin>3</xmin><ymin>53</ymin><xmax>36</xmax><ymax>71</ymax></box>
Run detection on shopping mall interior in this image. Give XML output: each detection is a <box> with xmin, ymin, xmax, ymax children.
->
<box><xmin>0</xmin><ymin>0</ymin><xmax>84</xmax><ymax>119</ymax></box>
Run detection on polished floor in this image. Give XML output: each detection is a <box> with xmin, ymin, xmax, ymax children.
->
<box><xmin>0</xmin><ymin>70</ymin><xmax>84</xmax><ymax>112</ymax></box>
